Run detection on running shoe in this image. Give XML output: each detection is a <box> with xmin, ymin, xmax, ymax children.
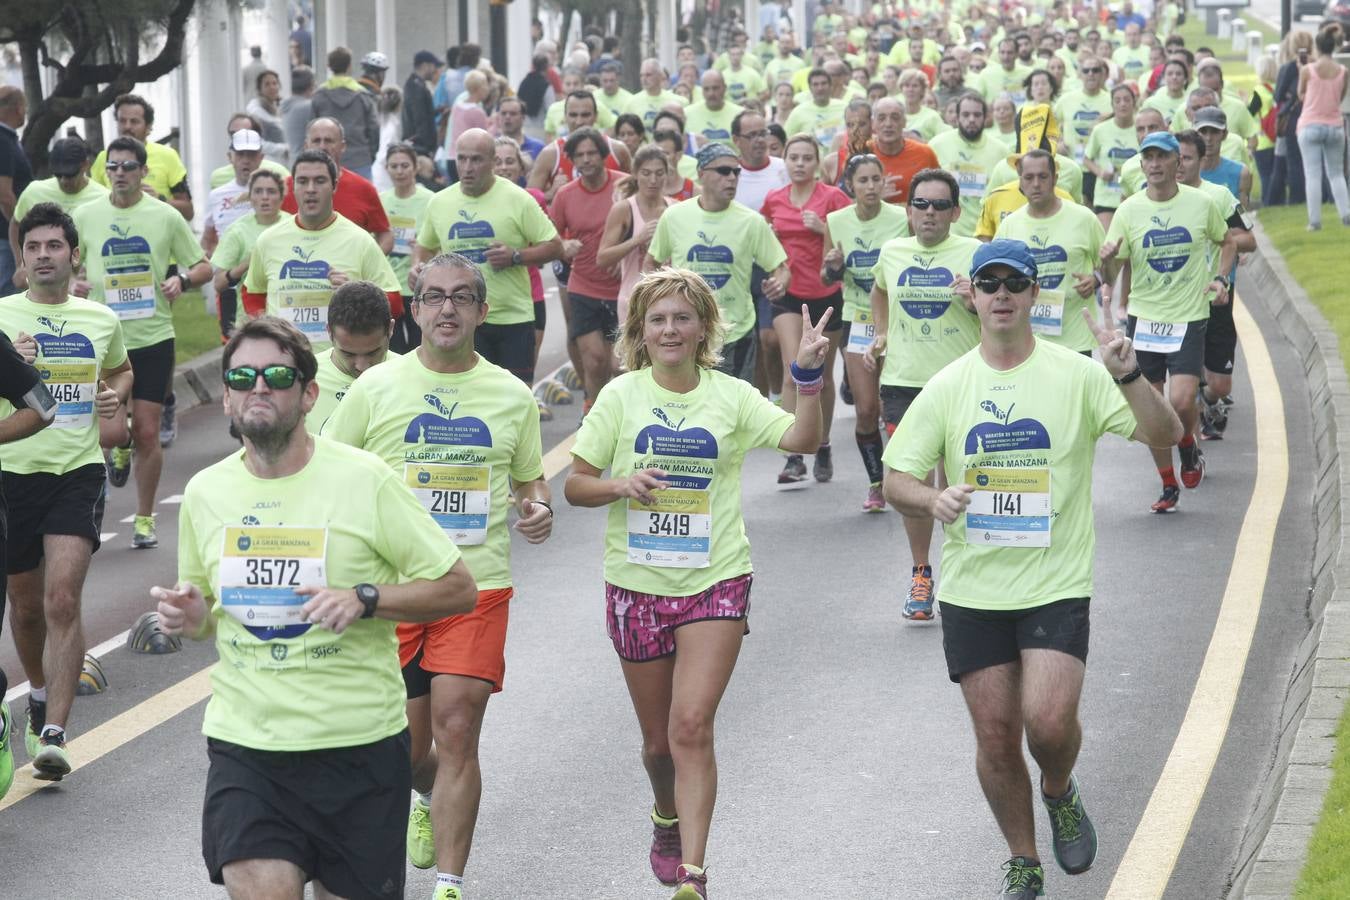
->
<box><xmin>1042</xmin><ymin>774</ymin><xmax>1098</xmax><ymax>874</ymax></box>
<box><xmin>1200</xmin><ymin>398</ymin><xmax>1228</xmax><ymax>440</ymax></box>
<box><xmin>160</xmin><ymin>393</ymin><xmax>177</xmax><ymax>447</ymax></box>
<box><xmin>902</xmin><ymin>568</ymin><xmax>935</xmax><ymax>621</ymax></box>
<box><xmin>432</xmin><ymin>886</ymin><xmax>462</xmax><ymax>900</ymax></box>
<box><xmin>537</xmin><ymin>400</ymin><xmax>554</xmax><ymax>422</ymax></box>
<box><xmin>650</xmin><ymin>809</ymin><xmax>682</xmax><ymax>886</ymax></box>
<box><xmin>777</xmin><ymin>454</ymin><xmax>807</xmax><ymax>485</ymax></box>
<box><xmin>24</xmin><ymin>697</ymin><xmax>45</xmax><ymax>758</ymax></box>
<box><xmin>107</xmin><ymin>444</ymin><xmax>132</xmax><ymax>488</ymax></box>
<box><xmin>999</xmin><ymin>857</ymin><xmax>1045</xmax><ymax>898</ymax></box>
<box><xmin>32</xmin><ymin>730</ymin><xmax>70</xmax><ymax>782</ymax></box>
<box><xmin>840</xmin><ymin>376</ymin><xmax>854</xmax><ymax>405</ymax></box>
<box><xmin>1220</xmin><ymin>394</ymin><xmax>1235</xmax><ymax>407</ymax></box>
<box><xmin>0</xmin><ymin>703</ymin><xmax>13</xmax><ymax>800</ymax></box>
<box><xmin>407</xmin><ymin>797</ymin><xmax>435</xmax><ymax>869</ymax></box>
<box><xmin>1179</xmin><ymin>443</ymin><xmax>1206</xmax><ymax>489</ymax></box>
<box><xmin>132</xmin><ymin>515</ymin><xmax>158</xmax><ymax>549</ymax></box>
<box><xmin>672</xmin><ymin>864</ymin><xmax>708</xmax><ymax>900</ymax></box>
<box><xmin>863</xmin><ymin>483</ymin><xmax>886</xmax><ymax>513</ymax></box>
<box><xmin>813</xmin><ymin>445</ymin><xmax>833</xmax><ymax>482</ymax></box>
<box><xmin>1151</xmin><ymin>484</ymin><xmax>1181</xmax><ymax>513</ymax></box>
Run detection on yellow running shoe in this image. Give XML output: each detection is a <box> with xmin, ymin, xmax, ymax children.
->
<box><xmin>431</xmin><ymin>885</ymin><xmax>462</xmax><ymax>900</ymax></box>
<box><xmin>407</xmin><ymin>797</ymin><xmax>435</xmax><ymax>869</ymax></box>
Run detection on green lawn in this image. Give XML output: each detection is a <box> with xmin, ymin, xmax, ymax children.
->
<box><xmin>172</xmin><ymin>288</ymin><xmax>223</xmax><ymax>364</ymax></box>
<box><xmin>1257</xmin><ymin>203</ymin><xmax>1350</xmax><ymax>896</ymax></box>
<box><xmin>1173</xmin><ymin>13</ymin><xmax>1276</xmax><ymax>91</ymax></box>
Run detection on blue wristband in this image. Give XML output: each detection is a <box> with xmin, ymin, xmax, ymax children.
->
<box><xmin>790</xmin><ymin>361</ymin><xmax>825</xmax><ymax>383</ymax></box>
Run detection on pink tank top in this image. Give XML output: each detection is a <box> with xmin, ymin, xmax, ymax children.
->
<box><xmin>1300</xmin><ymin>64</ymin><xmax>1347</xmax><ymax>131</ymax></box>
<box><xmin>617</xmin><ymin>195</ymin><xmax>672</xmax><ymax>318</ymax></box>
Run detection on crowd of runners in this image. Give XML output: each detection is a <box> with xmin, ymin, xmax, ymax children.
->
<box><xmin>0</xmin><ymin>0</ymin><xmax>1286</xmax><ymax>897</ymax></box>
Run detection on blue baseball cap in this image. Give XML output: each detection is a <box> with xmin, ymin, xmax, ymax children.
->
<box><xmin>1139</xmin><ymin>131</ymin><xmax>1180</xmax><ymax>155</ymax></box>
<box><xmin>971</xmin><ymin>239</ymin><xmax>1038</xmax><ymax>279</ymax></box>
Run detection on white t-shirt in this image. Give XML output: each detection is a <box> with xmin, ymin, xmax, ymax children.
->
<box><xmin>206</xmin><ymin>179</ymin><xmax>253</xmax><ymax>238</ymax></box>
<box><xmin>734</xmin><ymin>157</ymin><xmax>789</xmax><ymax>212</ymax></box>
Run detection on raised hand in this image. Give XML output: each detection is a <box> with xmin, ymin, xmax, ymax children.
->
<box><xmin>1082</xmin><ymin>307</ymin><xmax>1136</xmax><ymax>380</ymax></box>
<box><xmin>795</xmin><ymin>303</ymin><xmax>833</xmax><ymax>370</ymax></box>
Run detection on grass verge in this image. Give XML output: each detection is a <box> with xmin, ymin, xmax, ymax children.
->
<box><xmin>1257</xmin><ymin>203</ymin><xmax>1350</xmax><ymax>897</ymax></box>
<box><xmin>172</xmin><ymin>289</ymin><xmax>222</xmax><ymax>364</ymax></box>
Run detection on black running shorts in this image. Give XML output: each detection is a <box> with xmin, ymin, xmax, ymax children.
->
<box><xmin>714</xmin><ymin>331</ymin><xmax>757</xmax><ymax>383</ymax></box>
<box><xmin>939</xmin><ymin>597</ymin><xmax>1091</xmax><ymax>683</ymax></box>
<box><xmin>127</xmin><ymin>338</ymin><xmax>176</xmax><ymax>403</ymax></box>
<box><xmin>2</xmin><ymin>463</ymin><xmax>106</xmax><ymax>573</ymax></box>
<box><xmin>1204</xmin><ymin>298</ymin><xmax>1237</xmax><ymax>376</ymax></box>
<box><xmin>880</xmin><ymin>384</ymin><xmax>922</xmax><ymax>428</ymax></box>
<box><xmin>567</xmin><ymin>292</ymin><xmax>619</xmax><ymax>342</ymax></box>
<box><xmin>473</xmin><ymin>321</ymin><xmax>536</xmax><ymax>384</ymax></box>
<box><xmin>1127</xmin><ymin>316</ymin><xmax>1207</xmax><ymax>382</ymax></box>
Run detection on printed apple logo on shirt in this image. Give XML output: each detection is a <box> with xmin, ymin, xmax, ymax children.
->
<box><xmin>634</xmin><ymin>406</ymin><xmax>718</xmax><ymax>489</ymax></box>
<box><xmin>1142</xmin><ymin>215</ymin><xmax>1192</xmax><ymax>273</ymax></box>
<box><xmin>685</xmin><ymin>231</ymin><xmax>734</xmax><ymax>289</ymax></box>
<box><xmin>1072</xmin><ymin>109</ymin><xmax>1100</xmax><ymax>139</ymax></box>
<box><xmin>846</xmin><ymin>237</ymin><xmax>881</xmax><ymax>293</ymax></box>
<box><xmin>404</xmin><ymin>394</ymin><xmax>494</xmax><ymax>446</ymax></box>
<box><xmin>1026</xmin><ymin>234</ymin><xmax>1069</xmax><ymax>289</ymax></box>
<box><xmin>964</xmin><ymin>399</ymin><xmax>1052</xmax><ymax>454</ymax></box>
<box><xmin>33</xmin><ymin>315</ymin><xmax>96</xmax><ymax>361</ymax></box>
<box><xmin>279</xmin><ymin>244</ymin><xmax>331</xmax><ymax>280</ymax></box>
<box><xmin>896</xmin><ymin>253</ymin><xmax>955</xmax><ymax>318</ymax></box>
<box><xmin>101</xmin><ymin>224</ymin><xmax>152</xmax><ymax>274</ymax></box>
<box><xmin>446</xmin><ymin>210</ymin><xmax>497</xmax><ymax>263</ymax></box>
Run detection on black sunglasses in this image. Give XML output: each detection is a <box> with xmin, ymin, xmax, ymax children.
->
<box><xmin>224</xmin><ymin>365</ymin><xmax>302</xmax><ymax>391</ymax></box>
<box><xmin>910</xmin><ymin>197</ymin><xmax>956</xmax><ymax>211</ymax></box>
<box><xmin>973</xmin><ymin>274</ymin><xmax>1035</xmax><ymax>294</ymax></box>
<box><xmin>705</xmin><ymin>165</ymin><xmax>742</xmax><ymax>177</ymax></box>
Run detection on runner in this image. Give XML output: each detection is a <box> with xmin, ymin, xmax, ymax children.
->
<box><xmin>211</xmin><ymin>169</ymin><xmax>285</xmax><ymax>342</ymax></box>
<box><xmin>8</xmin><ymin>138</ymin><xmax>106</xmax><ymax>289</ymax></box>
<box><xmin>929</xmin><ymin>94</ymin><xmax>1007</xmax><ymax>238</ymax></box>
<box><xmin>202</xmin><ymin>129</ymin><xmax>265</xmax><ymax>257</ymax></box>
<box><xmin>281</xmin><ymin>117</ymin><xmax>394</xmax><ymax>253</ymax></box>
<box><xmin>822</xmin><ymin>153</ymin><xmax>908</xmax><ymax>509</ymax></box>
<box><xmin>308</xmin><ymin>280</ymin><xmax>395</xmax><ymax>434</ymax></box>
<box><xmin>1053</xmin><ymin>56</ymin><xmax>1112</xmax><ymax>172</ymax></box>
<box><xmin>152</xmin><ymin>315</ymin><xmax>478</xmax><ymax>900</ymax></box>
<box><xmin>646</xmin><ymin>143</ymin><xmax>791</xmax><ymax>383</ymax></box>
<box><xmin>1082</xmin><ymin>84</ymin><xmax>1141</xmax><ymax>232</ymax></box>
<box><xmin>527</xmin><ymin>90</ymin><xmax>632</xmax><ymax>201</ymax></box>
<box><xmin>551</xmin><ymin>128</ymin><xmax>625</xmax><ymax>410</ymax></box>
<box><xmin>1100</xmin><ymin>131</ymin><xmax>1235</xmax><ymax>512</ymax></box>
<box><xmin>993</xmin><ymin>150</ymin><xmax>1106</xmax><ymax>355</ymax></box>
<box><xmin>564</xmin><ymin>266</ymin><xmax>832</xmax><ymax>900</ymax></box>
<box><xmin>866</xmin><ymin>97</ymin><xmax>940</xmax><ymax>205</ymax></box>
<box><xmin>783</xmin><ymin>68</ymin><xmax>848</xmax><ymax>149</ymax></box>
<box><xmin>325</xmin><ymin>252</ymin><xmax>552</xmax><ymax>900</ymax></box>
<box><xmin>823</xmin><ymin>99</ymin><xmax>874</xmax><ymax>187</ymax></box>
<box><xmin>880</xmin><ymin>234</ymin><xmax>1181</xmax><ymax>898</ymax></box>
<box><xmin>0</xmin><ymin>327</ymin><xmax>55</xmax><ymax>801</ymax></box>
<box><xmin>624</xmin><ymin>58</ymin><xmax>690</xmax><ymax>131</ymax></box>
<box><xmin>380</xmin><ymin>142</ymin><xmax>436</xmax><ymax>353</ymax></box>
<box><xmin>864</xmin><ymin>168</ymin><xmax>980</xmax><ymax>621</ymax></box>
<box><xmin>598</xmin><ymin>146</ymin><xmax>674</xmax><ymax>325</ymax></box>
<box><xmin>761</xmin><ymin>134</ymin><xmax>850</xmax><ymax>485</ymax></box>
<box><xmin>242</xmin><ymin>149</ymin><xmax>402</xmax><ymax>353</ymax></box>
<box><xmin>72</xmin><ymin>136</ymin><xmax>210</xmax><ymax>549</ymax></box>
<box><xmin>0</xmin><ymin>202</ymin><xmax>129</xmax><ymax>781</ymax></box>
<box><xmin>415</xmin><ymin>129</ymin><xmax>562</xmax><ymax>385</ymax></box>
<box><xmin>684</xmin><ymin>69</ymin><xmax>744</xmax><ymax>148</ymax></box>
<box><xmin>89</xmin><ymin>94</ymin><xmax>193</xmax><ymax>219</ymax></box>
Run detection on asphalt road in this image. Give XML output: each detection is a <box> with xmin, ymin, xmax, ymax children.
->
<box><xmin>0</xmin><ymin>282</ymin><xmax>1316</xmax><ymax>899</ymax></box>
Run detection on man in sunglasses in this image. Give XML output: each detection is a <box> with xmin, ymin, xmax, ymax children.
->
<box><xmin>306</xmin><ymin>280</ymin><xmax>395</xmax><ymax>435</ymax></box>
<box><xmin>865</xmin><ymin>168</ymin><xmax>980</xmax><ymax>622</ymax></box>
<box><xmin>883</xmin><ymin>236</ymin><xmax>1181</xmax><ymax>900</ymax></box>
<box><xmin>72</xmin><ymin>136</ymin><xmax>211</xmax><ymax>550</ymax></box>
<box><xmin>733</xmin><ymin>110</ymin><xmax>791</xmax><ymax>399</ymax></box>
<box><xmin>1053</xmin><ymin>56</ymin><xmax>1111</xmax><ymax>178</ymax></box>
<box><xmin>154</xmin><ymin>315</ymin><xmax>478</xmax><ymax>900</ymax></box>
<box><xmin>325</xmin><ymin>252</ymin><xmax>552</xmax><ymax>900</ymax></box>
<box><xmin>1101</xmin><ymin>131</ymin><xmax>1235</xmax><ymax>512</ymax></box>
<box><xmin>89</xmin><ymin>94</ymin><xmax>193</xmax><ymax>220</ymax></box>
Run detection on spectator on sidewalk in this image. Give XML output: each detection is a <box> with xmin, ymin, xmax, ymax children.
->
<box><xmin>403</xmin><ymin>50</ymin><xmax>442</xmax><ymax>158</ymax></box>
<box><xmin>1297</xmin><ymin>26</ymin><xmax>1350</xmax><ymax>229</ymax></box>
<box><xmin>282</xmin><ymin>65</ymin><xmax>316</xmax><ymax>160</ymax></box>
<box><xmin>311</xmin><ymin>47</ymin><xmax>381</xmax><ymax>180</ymax></box>
<box><xmin>0</xmin><ymin>86</ymin><xmax>31</xmax><ymax>292</ymax></box>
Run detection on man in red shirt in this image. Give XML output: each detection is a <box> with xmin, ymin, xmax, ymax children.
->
<box><xmin>549</xmin><ymin>128</ymin><xmax>624</xmax><ymax>411</ymax></box>
<box><xmin>868</xmin><ymin>97</ymin><xmax>940</xmax><ymax>204</ymax></box>
<box><xmin>281</xmin><ymin>117</ymin><xmax>394</xmax><ymax>253</ymax></box>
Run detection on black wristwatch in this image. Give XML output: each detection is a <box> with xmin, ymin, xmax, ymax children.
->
<box><xmin>1214</xmin><ymin>274</ymin><xmax>1230</xmax><ymax>290</ymax></box>
<box><xmin>1114</xmin><ymin>366</ymin><xmax>1144</xmax><ymax>386</ymax></box>
<box><xmin>177</xmin><ymin>273</ymin><xmax>191</xmax><ymax>293</ymax></box>
<box><xmin>511</xmin><ymin>249</ymin><xmax>523</xmax><ymax>267</ymax></box>
<box><xmin>355</xmin><ymin>583</ymin><xmax>379</xmax><ymax>619</ymax></box>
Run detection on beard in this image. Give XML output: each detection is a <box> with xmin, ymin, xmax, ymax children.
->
<box><xmin>235</xmin><ymin>403</ymin><xmax>304</xmax><ymax>461</ymax></box>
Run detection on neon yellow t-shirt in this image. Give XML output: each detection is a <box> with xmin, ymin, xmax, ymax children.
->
<box><xmin>986</xmin><ymin>154</ymin><xmax>1084</xmax><ymax>205</ymax></box>
<box><xmin>73</xmin><ymin>194</ymin><xmax>205</xmax><ymax>349</ymax></box>
<box><xmin>930</xmin><ymin>130</ymin><xmax>1008</xmax><ymax>239</ymax></box>
<box><xmin>1119</xmin><ymin>154</ymin><xmax>1146</xmax><ymax>199</ymax></box>
<box><xmin>380</xmin><ymin>184</ymin><xmax>436</xmax><ymax>295</ymax></box>
<box><xmin>784</xmin><ymin>98</ymin><xmax>848</xmax><ymax>149</ymax></box>
<box><xmin>978</xmin><ymin>64</ymin><xmax>1032</xmax><ymax>105</ymax></box>
<box><xmin>648</xmin><ymin>198</ymin><xmax>788</xmax><ymax>344</ymax></box>
<box><xmin>684</xmin><ymin>102</ymin><xmax>744</xmax><ymax>144</ymax></box>
<box><xmin>976</xmin><ymin>181</ymin><xmax>1075</xmax><ymax>239</ymax></box>
<box><xmin>597</xmin><ymin>87</ymin><xmax>633</xmax><ymax>120</ymax></box>
<box><xmin>1054</xmin><ymin>90</ymin><xmax>1113</xmax><ymax>158</ymax></box>
<box><xmin>1083</xmin><ymin>120</ymin><xmax>1139</xmax><ymax>209</ymax></box>
<box><xmin>571</xmin><ymin>367</ymin><xmax>794</xmax><ymax>596</ymax></box>
<box><xmin>624</xmin><ymin>90</ymin><xmax>689</xmax><ymax>131</ymax></box>
<box><xmin>871</xmin><ymin>233</ymin><xmax>981</xmax><ymax>387</ymax></box>
<box><xmin>323</xmin><ymin>352</ymin><xmax>543</xmax><ymax>591</ymax></box>
<box><xmin>91</xmin><ymin>142</ymin><xmax>188</xmax><ymax>202</ymax></box>
<box><xmin>212</xmin><ymin>213</ymin><xmax>274</xmax><ymax>273</ymax></box>
<box><xmin>1142</xmin><ymin>91</ymin><xmax>1187</xmax><ymax>126</ymax></box>
<box><xmin>306</xmin><ymin>347</ymin><xmax>398</xmax><ymax>436</ymax></box>
<box><xmin>723</xmin><ymin>66</ymin><xmax>767</xmax><ymax>104</ymax></box>
<box><xmin>825</xmin><ymin>203</ymin><xmax>910</xmax><ymax>321</ymax></box>
<box><xmin>416</xmin><ymin>177</ymin><xmax>558</xmax><ymax>327</ymax></box>
<box><xmin>179</xmin><ymin>438</ymin><xmax>461</xmax><ymax>752</ymax></box>
<box><xmin>13</xmin><ymin>177</ymin><xmax>108</xmax><ymax>221</ymax></box>
<box><xmin>1112</xmin><ymin>45</ymin><xmax>1151</xmax><ymax>82</ymax></box>
<box><xmin>994</xmin><ymin>202</ymin><xmax>1106</xmax><ymax>352</ymax></box>
<box><xmin>904</xmin><ymin>106</ymin><xmax>951</xmax><ymax>143</ymax></box>
<box><xmin>883</xmin><ymin>314</ymin><xmax>1137</xmax><ymax>610</ymax></box>
<box><xmin>765</xmin><ymin>55</ymin><xmax>807</xmax><ymax>87</ymax></box>
<box><xmin>544</xmin><ymin>95</ymin><xmax>617</xmax><ymax>139</ymax></box>
<box><xmin>245</xmin><ymin>214</ymin><xmax>401</xmax><ymax>351</ymax></box>
<box><xmin>1105</xmin><ymin>183</ymin><xmax>1229</xmax><ymax>324</ymax></box>
<box><xmin>208</xmin><ymin>158</ymin><xmax>290</xmax><ymax>191</ymax></box>
<box><xmin>0</xmin><ymin>293</ymin><xmax>127</xmax><ymax>474</ymax></box>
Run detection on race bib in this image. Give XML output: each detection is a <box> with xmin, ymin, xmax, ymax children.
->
<box><xmin>1030</xmin><ymin>289</ymin><xmax>1065</xmax><ymax>337</ymax></box>
<box><xmin>278</xmin><ymin>290</ymin><xmax>330</xmax><ymax>338</ymax></box>
<box><xmin>103</xmin><ymin>271</ymin><xmax>156</xmax><ymax>320</ymax></box>
<box><xmin>219</xmin><ymin>527</ymin><xmax>328</xmax><ymax>627</ymax></box>
<box><xmin>964</xmin><ymin>467</ymin><xmax>1051</xmax><ymax>547</ymax></box>
<box><xmin>390</xmin><ymin>215</ymin><xmax>417</xmax><ymax>257</ymax></box>
<box><xmin>1132</xmin><ymin>318</ymin><xmax>1187</xmax><ymax>353</ymax></box>
<box><xmin>954</xmin><ymin>164</ymin><xmax>988</xmax><ymax>199</ymax></box>
<box><xmin>42</xmin><ymin>362</ymin><xmax>97</xmax><ymax>429</ymax></box>
<box><xmin>405</xmin><ymin>462</ymin><xmax>491</xmax><ymax>545</ymax></box>
<box><xmin>627</xmin><ymin>489</ymin><xmax>711</xmax><ymax>568</ymax></box>
<box><xmin>846</xmin><ymin>310</ymin><xmax>877</xmax><ymax>354</ymax></box>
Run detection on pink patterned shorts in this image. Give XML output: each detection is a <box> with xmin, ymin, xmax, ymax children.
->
<box><xmin>605</xmin><ymin>573</ymin><xmax>753</xmax><ymax>662</ymax></box>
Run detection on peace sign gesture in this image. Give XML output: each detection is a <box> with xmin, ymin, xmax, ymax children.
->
<box><xmin>1082</xmin><ymin>308</ymin><xmax>1137</xmax><ymax>380</ymax></box>
<box><xmin>795</xmin><ymin>303</ymin><xmax>833</xmax><ymax>370</ymax></box>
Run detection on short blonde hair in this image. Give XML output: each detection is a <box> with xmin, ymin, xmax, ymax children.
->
<box><xmin>897</xmin><ymin>68</ymin><xmax>929</xmax><ymax>90</ymax></box>
<box><xmin>619</xmin><ymin>268</ymin><xmax>725</xmax><ymax>371</ymax></box>
<box><xmin>783</xmin><ymin>132</ymin><xmax>821</xmax><ymax>160</ymax></box>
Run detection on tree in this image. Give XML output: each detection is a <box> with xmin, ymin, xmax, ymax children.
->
<box><xmin>2</xmin><ymin>0</ymin><xmax>196</xmax><ymax>176</ymax></box>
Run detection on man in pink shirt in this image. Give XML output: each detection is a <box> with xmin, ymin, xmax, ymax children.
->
<box><xmin>549</xmin><ymin>127</ymin><xmax>624</xmax><ymax>410</ymax></box>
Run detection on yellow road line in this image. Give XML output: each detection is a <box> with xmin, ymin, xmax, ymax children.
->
<box><xmin>1106</xmin><ymin>295</ymin><xmax>1290</xmax><ymax>898</ymax></box>
<box><xmin>0</xmin><ymin>667</ymin><xmax>214</xmax><ymax>812</ymax></box>
<box><xmin>541</xmin><ymin>431</ymin><xmax>577</xmax><ymax>481</ymax></box>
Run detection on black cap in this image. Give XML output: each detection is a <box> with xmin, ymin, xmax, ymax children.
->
<box><xmin>49</xmin><ymin>138</ymin><xmax>90</xmax><ymax>177</ymax></box>
<box><xmin>413</xmin><ymin>50</ymin><xmax>444</xmax><ymax>68</ymax></box>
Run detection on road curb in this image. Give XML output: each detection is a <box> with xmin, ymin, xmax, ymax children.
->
<box><xmin>172</xmin><ymin>345</ymin><xmax>224</xmax><ymax>409</ymax></box>
<box><xmin>1231</xmin><ymin>219</ymin><xmax>1350</xmax><ymax>899</ymax></box>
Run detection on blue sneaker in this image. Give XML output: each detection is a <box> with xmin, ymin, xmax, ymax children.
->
<box><xmin>902</xmin><ymin>567</ymin><xmax>935</xmax><ymax>621</ymax></box>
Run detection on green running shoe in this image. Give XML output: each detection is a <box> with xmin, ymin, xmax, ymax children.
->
<box><xmin>999</xmin><ymin>856</ymin><xmax>1045</xmax><ymax>898</ymax></box>
<box><xmin>431</xmin><ymin>885</ymin><xmax>462</xmax><ymax>900</ymax></box>
<box><xmin>132</xmin><ymin>515</ymin><xmax>158</xmax><ymax>549</ymax></box>
<box><xmin>0</xmin><ymin>704</ymin><xmax>14</xmax><ymax>799</ymax></box>
<box><xmin>32</xmin><ymin>731</ymin><xmax>70</xmax><ymax>782</ymax></box>
<box><xmin>1043</xmin><ymin>774</ymin><xmax>1098</xmax><ymax>874</ymax></box>
<box><xmin>24</xmin><ymin>698</ymin><xmax>45</xmax><ymax>758</ymax></box>
<box><xmin>107</xmin><ymin>444</ymin><xmax>132</xmax><ymax>488</ymax></box>
<box><xmin>407</xmin><ymin>797</ymin><xmax>435</xmax><ymax>869</ymax></box>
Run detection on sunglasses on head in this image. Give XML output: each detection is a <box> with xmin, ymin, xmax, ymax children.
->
<box><xmin>973</xmin><ymin>274</ymin><xmax>1035</xmax><ymax>294</ymax></box>
<box><xmin>105</xmin><ymin>160</ymin><xmax>141</xmax><ymax>173</ymax></box>
<box><xmin>224</xmin><ymin>365</ymin><xmax>302</xmax><ymax>391</ymax></box>
<box><xmin>910</xmin><ymin>197</ymin><xmax>955</xmax><ymax>211</ymax></box>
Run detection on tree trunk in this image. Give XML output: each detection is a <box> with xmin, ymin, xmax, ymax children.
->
<box><xmin>559</xmin><ymin>2</ymin><xmax>573</xmax><ymax>52</ymax></box>
<box><xmin>619</xmin><ymin>3</ymin><xmax>642</xmax><ymax>91</ymax></box>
